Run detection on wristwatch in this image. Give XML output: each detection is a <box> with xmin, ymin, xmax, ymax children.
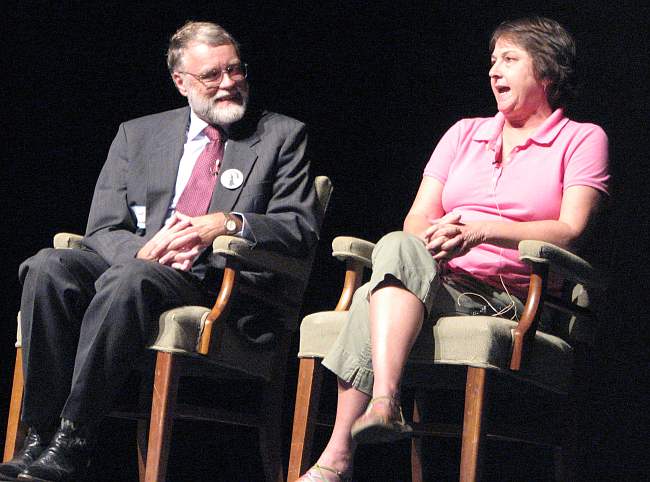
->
<box><xmin>223</xmin><ymin>213</ymin><xmax>240</xmax><ymax>235</ymax></box>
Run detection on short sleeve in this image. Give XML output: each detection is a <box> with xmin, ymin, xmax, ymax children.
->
<box><xmin>423</xmin><ymin>120</ymin><xmax>463</xmax><ymax>183</ymax></box>
<box><xmin>563</xmin><ymin>124</ymin><xmax>609</xmax><ymax>195</ymax></box>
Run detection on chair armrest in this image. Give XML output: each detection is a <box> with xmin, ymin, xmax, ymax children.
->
<box><xmin>330</xmin><ymin>237</ymin><xmax>375</xmax><ymax>311</ymax></box>
<box><xmin>200</xmin><ymin>235</ymin><xmax>314</xmax><ymax>355</ymax></box>
<box><xmin>518</xmin><ymin>240</ymin><xmax>602</xmax><ymax>289</ymax></box>
<box><xmin>212</xmin><ymin>235</ymin><xmax>311</xmax><ymax>283</ymax></box>
<box><xmin>511</xmin><ymin>240</ymin><xmax>600</xmax><ymax>371</ymax></box>
<box><xmin>331</xmin><ymin>236</ymin><xmax>375</xmax><ymax>268</ymax></box>
<box><xmin>53</xmin><ymin>233</ymin><xmax>84</xmax><ymax>249</ymax></box>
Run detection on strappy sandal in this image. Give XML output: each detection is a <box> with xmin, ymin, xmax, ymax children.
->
<box><xmin>350</xmin><ymin>395</ymin><xmax>413</xmax><ymax>444</ymax></box>
<box><xmin>298</xmin><ymin>463</ymin><xmax>352</xmax><ymax>481</ymax></box>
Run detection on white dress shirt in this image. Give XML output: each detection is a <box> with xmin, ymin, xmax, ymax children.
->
<box><xmin>166</xmin><ymin>109</ymin><xmax>249</xmax><ymax>238</ymax></box>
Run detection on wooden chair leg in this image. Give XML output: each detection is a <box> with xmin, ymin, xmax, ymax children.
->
<box><xmin>144</xmin><ymin>352</ymin><xmax>180</xmax><ymax>482</ymax></box>
<box><xmin>4</xmin><ymin>349</ymin><xmax>27</xmax><ymax>462</ymax></box>
<box><xmin>287</xmin><ymin>357</ymin><xmax>325</xmax><ymax>481</ymax></box>
<box><xmin>459</xmin><ymin>367</ymin><xmax>488</xmax><ymax>482</ymax></box>
<box><xmin>410</xmin><ymin>394</ymin><xmax>424</xmax><ymax>482</ymax></box>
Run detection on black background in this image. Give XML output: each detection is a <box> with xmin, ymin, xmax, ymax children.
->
<box><xmin>2</xmin><ymin>1</ymin><xmax>649</xmax><ymax>480</ymax></box>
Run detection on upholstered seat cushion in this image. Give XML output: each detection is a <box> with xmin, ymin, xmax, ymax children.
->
<box><xmin>298</xmin><ymin>311</ymin><xmax>573</xmax><ymax>394</ymax></box>
<box><xmin>16</xmin><ymin>308</ymin><xmax>280</xmax><ymax>381</ymax></box>
<box><xmin>148</xmin><ymin>306</ymin><xmax>281</xmax><ymax>381</ymax></box>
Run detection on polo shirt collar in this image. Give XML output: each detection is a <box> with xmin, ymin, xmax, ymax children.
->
<box><xmin>529</xmin><ymin>108</ymin><xmax>569</xmax><ymax>145</ymax></box>
<box><xmin>473</xmin><ymin>108</ymin><xmax>569</xmax><ymax>149</ymax></box>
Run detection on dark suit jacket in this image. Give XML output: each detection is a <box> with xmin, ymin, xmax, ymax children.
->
<box><xmin>82</xmin><ymin>106</ymin><xmax>320</xmax><ymax>320</ymax></box>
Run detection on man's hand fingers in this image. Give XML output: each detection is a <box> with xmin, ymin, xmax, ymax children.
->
<box><xmin>158</xmin><ymin>250</ymin><xmax>179</xmax><ymax>265</ymax></box>
<box><xmin>171</xmin><ymin>246</ymin><xmax>202</xmax><ymax>262</ymax></box>
<box><xmin>166</xmin><ymin>218</ymin><xmax>191</xmax><ymax>233</ymax></box>
<box><xmin>149</xmin><ymin>238</ymin><xmax>174</xmax><ymax>259</ymax></box>
<box><xmin>167</xmin><ymin>231</ymin><xmax>203</xmax><ymax>252</ymax></box>
<box><xmin>171</xmin><ymin>259</ymin><xmax>192</xmax><ymax>271</ymax></box>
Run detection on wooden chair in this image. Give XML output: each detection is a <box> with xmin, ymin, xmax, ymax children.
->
<box><xmin>4</xmin><ymin>176</ymin><xmax>332</xmax><ymax>482</ymax></box>
<box><xmin>287</xmin><ymin>235</ymin><xmax>600</xmax><ymax>481</ymax></box>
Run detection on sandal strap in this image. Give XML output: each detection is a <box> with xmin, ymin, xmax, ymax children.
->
<box><xmin>310</xmin><ymin>463</ymin><xmax>351</xmax><ymax>481</ymax></box>
<box><xmin>367</xmin><ymin>395</ymin><xmax>406</xmax><ymax>424</ymax></box>
<box><xmin>368</xmin><ymin>395</ymin><xmax>396</xmax><ymax>407</ymax></box>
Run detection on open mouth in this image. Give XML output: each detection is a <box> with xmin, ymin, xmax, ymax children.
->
<box><xmin>494</xmin><ymin>85</ymin><xmax>511</xmax><ymax>102</ymax></box>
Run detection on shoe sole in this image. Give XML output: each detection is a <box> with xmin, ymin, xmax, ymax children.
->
<box><xmin>17</xmin><ymin>475</ymin><xmax>57</xmax><ymax>482</ymax></box>
<box><xmin>0</xmin><ymin>474</ymin><xmax>20</xmax><ymax>481</ymax></box>
<box><xmin>351</xmin><ymin>423</ymin><xmax>413</xmax><ymax>445</ymax></box>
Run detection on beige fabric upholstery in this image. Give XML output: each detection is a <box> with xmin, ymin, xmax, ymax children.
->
<box><xmin>52</xmin><ymin>233</ymin><xmax>83</xmax><ymax>250</ymax></box>
<box><xmin>148</xmin><ymin>306</ymin><xmax>278</xmax><ymax>380</ymax></box>
<box><xmin>213</xmin><ymin>236</ymin><xmax>312</xmax><ymax>283</ymax></box>
<box><xmin>148</xmin><ymin>306</ymin><xmax>210</xmax><ymax>354</ymax></box>
<box><xmin>519</xmin><ymin>240</ymin><xmax>602</xmax><ymax>288</ymax></box>
<box><xmin>299</xmin><ymin>310</ymin><xmax>573</xmax><ymax>394</ymax></box>
<box><xmin>15</xmin><ymin>306</ymin><xmax>279</xmax><ymax>380</ymax></box>
<box><xmin>331</xmin><ymin>237</ymin><xmax>374</xmax><ymax>268</ymax></box>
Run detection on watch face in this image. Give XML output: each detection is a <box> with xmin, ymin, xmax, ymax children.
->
<box><xmin>226</xmin><ymin>219</ymin><xmax>237</xmax><ymax>233</ymax></box>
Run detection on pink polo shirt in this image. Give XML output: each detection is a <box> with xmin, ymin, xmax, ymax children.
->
<box><xmin>423</xmin><ymin>109</ymin><xmax>609</xmax><ymax>297</ymax></box>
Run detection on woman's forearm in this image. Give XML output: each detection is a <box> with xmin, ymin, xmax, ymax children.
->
<box><xmin>470</xmin><ymin>219</ymin><xmax>582</xmax><ymax>251</ymax></box>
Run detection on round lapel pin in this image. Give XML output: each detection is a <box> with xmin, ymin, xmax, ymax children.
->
<box><xmin>220</xmin><ymin>168</ymin><xmax>244</xmax><ymax>189</ymax></box>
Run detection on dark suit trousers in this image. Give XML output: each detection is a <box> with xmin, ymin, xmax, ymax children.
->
<box><xmin>18</xmin><ymin>247</ymin><xmax>215</xmax><ymax>428</ymax></box>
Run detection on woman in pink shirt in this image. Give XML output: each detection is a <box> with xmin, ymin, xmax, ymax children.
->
<box><xmin>299</xmin><ymin>16</ymin><xmax>608</xmax><ymax>482</ymax></box>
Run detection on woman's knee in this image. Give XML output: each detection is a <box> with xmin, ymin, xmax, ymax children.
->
<box><xmin>372</xmin><ymin>231</ymin><xmax>431</xmax><ymax>269</ymax></box>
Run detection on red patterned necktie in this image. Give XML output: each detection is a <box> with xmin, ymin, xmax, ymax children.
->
<box><xmin>175</xmin><ymin>125</ymin><xmax>223</xmax><ymax>217</ymax></box>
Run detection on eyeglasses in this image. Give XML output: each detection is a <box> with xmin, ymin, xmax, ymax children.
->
<box><xmin>178</xmin><ymin>62</ymin><xmax>248</xmax><ymax>88</ymax></box>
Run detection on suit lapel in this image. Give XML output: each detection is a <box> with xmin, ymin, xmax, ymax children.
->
<box><xmin>208</xmin><ymin>130</ymin><xmax>261</xmax><ymax>213</ymax></box>
<box><xmin>146</xmin><ymin>108</ymin><xmax>190</xmax><ymax>232</ymax></box>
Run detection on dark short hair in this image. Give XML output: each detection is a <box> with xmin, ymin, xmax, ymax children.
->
<box><xmin>167</xmin><ymin>21</ymin><xmax>240</xmax><ymax>74</ymax></box>
<box><xmin>490</xmin><ymin>16</ymin><xmax>577</xmax><ymax>109</ymax></box>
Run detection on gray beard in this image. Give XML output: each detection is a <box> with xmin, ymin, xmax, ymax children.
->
<box><xmin>187</xmin><ymin>87</ymin><xmax>248</xmax><ymax>126</ymax></box>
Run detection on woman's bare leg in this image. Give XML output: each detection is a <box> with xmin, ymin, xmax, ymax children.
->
<box><xmin>369</xmin><ymin>282</ymin><xmax>425</xmax><ymax>408</ymax></box>
<box><xmin>299</xmin><ymin>378</ymin><xmax>369</xmax><ymax>479</ymax></box>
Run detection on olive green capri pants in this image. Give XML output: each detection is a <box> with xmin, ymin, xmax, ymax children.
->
<box><xmin>322</xmin><ymin>231</ymin><xmax>523</xmax><ymax>396</ymax></box>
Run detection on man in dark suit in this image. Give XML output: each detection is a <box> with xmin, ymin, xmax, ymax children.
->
<box><xmin>1</xmin><ymin>21</ymin><xmax>319</xmax><ymax>482</ymax></box>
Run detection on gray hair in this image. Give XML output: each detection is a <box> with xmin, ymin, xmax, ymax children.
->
<box><xmin>167</xmin><ymin>21</ymin><xmax>240</xmax><ymax>74</ymax></box>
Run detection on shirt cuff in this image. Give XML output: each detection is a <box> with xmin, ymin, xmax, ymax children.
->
<box><xmin>231</xmin><ymin>212</ymin><xmax>253</xmax><ymax>240</ymax></box>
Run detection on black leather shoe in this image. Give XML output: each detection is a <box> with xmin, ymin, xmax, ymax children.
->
<box><xmin>17</xmin><ymin>419</ymin><xmax>94</xmax><ymax>482</ymax></box>
<box><xmin>0</xmin><ymin>428</ymin><xmax>50</xmax><ymax>481</ymax></box>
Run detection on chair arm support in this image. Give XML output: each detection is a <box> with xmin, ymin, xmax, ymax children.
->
<box><xmin>330</xmin><ymin>237</ymin><xmax>375</xmax><ymax>311</ymax></box>
<box><xmin>331</xmin><ymin>236</ymin><xmax>375</xmax><ymax>268</ymax></box>
<box><xmin>511</xmin><ymin>240</ymin><xmax>598</xmax><ymax>370</ymax></box>
<box><xmin>510</xmin><ymin>263</ymin><xmax>548</xmax><ymax>370</ymax></box>
<box><xmin>518</xmin><ymin>240</ymin><xmax>602</xmax><ymax>289</ymax></box>
<box><xmin>202</xmin><ymin>235</ymin><xmax>316</xmax><ymax>354</ymax></box>
<box><xmin>197</xmin><ymin>263</ymin><xmax>239</xmax><ymax>355</ymax></box>
<box><xmin>53</xmin><ymin>233</ymin><xmax>84</xmax><ymax>249</ymax></box>
<box><xmin>212</xmin><ymin>235</ymin><xmax>311</xmax><ymax>283</ymax></box>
